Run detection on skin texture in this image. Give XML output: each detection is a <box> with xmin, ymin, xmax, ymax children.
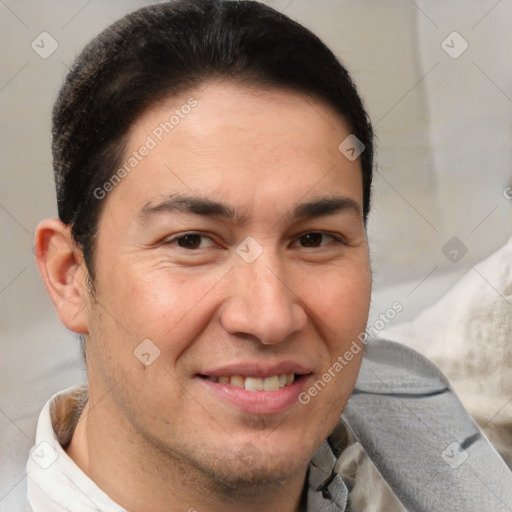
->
<box><xmin>35</xmin><ymin>80</ymin><xmax>372</xmax><ymax>512</ymax></box>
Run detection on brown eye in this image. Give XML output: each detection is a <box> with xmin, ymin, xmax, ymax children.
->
<box><xmin>171</xmin><ymin>233</ymin><xmax>217</xmax><ymax>250</ymax></box>
<box><xmin>177</xmin><ymin>234</ymin><xmax>202</xmax><ymax>249</ymax></box>
<box><xmin>298</xmin><ymin>232</ymin><xmax>324</xmax><ymax>247</ymax></box>
<box><xmin>294</xmin><ymin>232</ymin><xmax>342</xmax><ymax>249</ymax></box>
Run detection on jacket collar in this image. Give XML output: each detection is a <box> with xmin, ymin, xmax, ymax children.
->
<box><xmin>306</xmin><ymin>438</ymin><xmax>349</xmax><ymax>511</ymax></box>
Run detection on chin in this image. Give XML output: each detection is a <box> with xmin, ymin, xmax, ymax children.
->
<box><xmin>187</xmin><ymin>440</ymin><xmax>308</xmax><ymax>496</ymax></box>
<box><xmin>206</xmin><ymin>458</ymin><xmax>296</xmax><ymax>499</ymax></box>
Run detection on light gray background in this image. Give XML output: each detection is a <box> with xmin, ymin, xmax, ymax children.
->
<box><xmin>1</xmin><ymin>0</ymin><xmax>511</xmax><ymax>509</ymax></box>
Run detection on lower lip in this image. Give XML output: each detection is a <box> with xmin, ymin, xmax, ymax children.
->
<box><xmin>198</xmin><ymin>376</ymin><xmax>308</xmax><ymax>415</ymax></box>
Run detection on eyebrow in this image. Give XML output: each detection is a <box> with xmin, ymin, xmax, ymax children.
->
<box><xmin>137</xmin><ymin>194</ymin><xmax>361</xmax><ymax>224</ymax></box>
<box><xmin>138</xmin><ymin>196</ymin><xmax>242</xmax><ymax>223</ymax></box>
<box><xmin>292</xmin><ymin>196</ymin><xmax>361</xmax><ymax>219</ymax></box>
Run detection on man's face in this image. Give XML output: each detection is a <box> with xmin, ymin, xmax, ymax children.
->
<box><xmin>82</xmin><ymin>81</ymin><xmax>371</xmax><ymax>487</ymax></box>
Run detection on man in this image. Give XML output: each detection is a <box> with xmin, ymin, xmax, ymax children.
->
<box><xmin>28</xmin><ymin>1</ymin><xmax>512</xmax><ymax>511</ymax></box>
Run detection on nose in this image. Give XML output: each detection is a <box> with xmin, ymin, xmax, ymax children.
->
<box><xmin>219</xmin><ymin>256</ymin><xmax>308</xmax><ymax>345</ymax></box>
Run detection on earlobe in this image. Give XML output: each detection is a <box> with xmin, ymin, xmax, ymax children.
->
<box><xmin>34</xmin><ymin>219</ymin><xmax>89</xmax><ymax>334</ymax></box>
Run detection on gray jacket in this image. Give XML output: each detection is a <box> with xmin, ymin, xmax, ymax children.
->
<box><xmin>306</xmin><ymin>339</ymin><xmax>512</xmax><ymax>511</ymax></box>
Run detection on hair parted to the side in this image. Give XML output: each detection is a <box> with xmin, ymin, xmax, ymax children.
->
<box><xmin>52</xmin><ymin>0</ymin><xmax>374</xmax><ymax>284</ymax></box>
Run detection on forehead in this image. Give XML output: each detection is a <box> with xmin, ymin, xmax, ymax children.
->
<box><xmin>102</xmin><ymin>80</ymin><xmax>363</xmax><ymax>222</ymax></box>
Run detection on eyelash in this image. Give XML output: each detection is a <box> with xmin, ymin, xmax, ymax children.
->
<box><xmin>165</xmin><ymin>231</ymin><xmax>344</xmax><ymax>250</ymax></box>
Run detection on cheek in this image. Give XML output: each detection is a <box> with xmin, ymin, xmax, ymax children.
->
<box><xmin>294</xmin><ymin>267</ymin><xmax>369</xmax><ymax>449</ymax></box>
<box><xmin>98</xmin><ymin>265</ymin><xmax>229</xmax><ymax>359</ymax></box>
<box><xmin>303</xmin><ymin>259</ymin><xmax>371</xmax><ymax>341</ymax></box>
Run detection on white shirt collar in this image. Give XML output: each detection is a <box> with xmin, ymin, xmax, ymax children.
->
<box><xmin>26</xmin><ymin>385</ymin><xmax>127</xmax><ymax>512</ymax></box>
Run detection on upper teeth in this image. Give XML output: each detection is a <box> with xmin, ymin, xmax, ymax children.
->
<box><xmin>205</xmin><ymin>374</ymin><xmax>295</xmax><ymax>391</ymax></box>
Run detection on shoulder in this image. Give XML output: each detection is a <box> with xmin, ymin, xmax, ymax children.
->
<box><xmin>335</xmin><ymin>339</ymin><xmax>512</xmax><ymax>512</ymax></box>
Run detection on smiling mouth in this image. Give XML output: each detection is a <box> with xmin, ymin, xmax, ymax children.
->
<box><xmin>199</xmin><ymin>373</ymin><xmax>302</xmax><ymax>391</ymax></box>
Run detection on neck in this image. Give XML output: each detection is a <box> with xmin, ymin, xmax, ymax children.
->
<box><xmin>66</xmin><ymin>389</ymin><xmax>307</xmax><ymax>512</ymax></box>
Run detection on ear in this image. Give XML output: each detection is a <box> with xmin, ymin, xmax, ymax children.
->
<box><xmin>34</xmin><ymin>219</ymin><xmax>90</xmax><ymax>334</ymax></box>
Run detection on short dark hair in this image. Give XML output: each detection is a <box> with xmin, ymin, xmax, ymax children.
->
<box><xmin>53</xmin><ymin>0</ymin><xmax>374</xmax><ymax>281</ymax></box>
